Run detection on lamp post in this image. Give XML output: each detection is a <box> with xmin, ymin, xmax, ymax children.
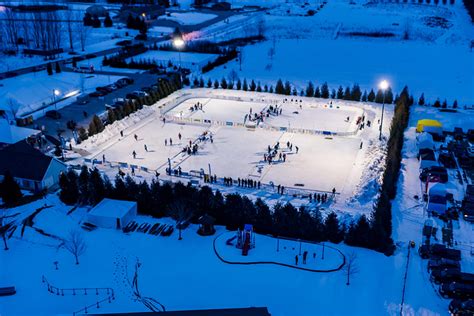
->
<box><xmin>53</xmin><ymin>89</ymin><xmax>60</xmax><ymax>110</ymax></box>
<box><xmin>173</xmin><ymin>37</ymin><xmax>185</xmax><ymax>70</ymax></box>
<box><xmin>379</xmin><ymin>80</ymin><xmax>388</xmax><ymax>141</ymax></box>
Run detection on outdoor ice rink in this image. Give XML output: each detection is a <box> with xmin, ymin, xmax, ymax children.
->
<box><xmin>91</xmin><ymin>91</ymin><xmax>373</xmax><ymax>193</ymax></box>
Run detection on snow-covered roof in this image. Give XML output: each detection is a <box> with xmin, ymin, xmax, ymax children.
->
<box><xmin>0</xmin><ymin>119</ymin><xmax>40</xmax><ymax>145</ymax></box>
<box><xmin>88</xmin><ymin>198</ymin><xmax>137</xmax><ymax>219</ymax></box>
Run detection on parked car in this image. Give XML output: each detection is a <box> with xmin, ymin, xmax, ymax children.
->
<box><xmin>440</xmin><ymin>282</ymin><xmax>474</xmax><ymax>299</ymax></box>
<box><xmin>125</xmin><ymin>93</ymin><xmax>140</xmax><ymax>100</ymax></box>
<box><xmin>449</xmin><ymin>299</ymin><xmax>474</xmax><ymax>315</ymax></box>
<box><xmin>85</xmin><ymin>53</ymin><xmax>97</xmax><ymax>59</ymax></box>
<box><xmin>428</xmin><ymin>258</ymin><xmax>461</xmax><ymax>271</ymax></box>
<box><xmin>419</xmin><ymin>244</ymin><xmax>461</xmax><ymax>260</ymax></box>
<box><xmin>419</xmin><ymin>166</ymin><xmax>448</xmax><ymax>183</ymax></box>
<box><xmin>116</xmin><ymin>40</ymin><xmax>132</xmax><ymax>46</ymax></box>
<box><xmin>467</xmin><ymin>129</ymin><xmax>474</xmax><ymax>143</ymax></box>
<box><xmin>431</xmin><ymin>268</ymin><xmax>474</xmax><ymax>284</ymax></box>
<box><xmin>454</xmin><ymin>127</ymin><xmax>464</xmax><ymax>141</ymax></box>
<box><xmin>131</xmin><ymin>90</ymin><xmax>148</xmax><ymax>97</ymax></box>
<box><xmin>438</xmin><ymin>151</ymin><xmax>457</xmax><ymax>169</ymax></box>
<box><xmin>89</xmin><ymin>91</ymin><xmax>106</xmax><ymax>98</ymax></box>
<box><xmin>45</xmin><ymin>110</ymin><xmax>61</xmax><ymax>119</ymax></box>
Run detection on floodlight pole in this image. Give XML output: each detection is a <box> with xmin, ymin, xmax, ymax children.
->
<box><xmin>379</xmin><ymin>90</ymin><xmax>386</xmax><ymax>141</ymax></box>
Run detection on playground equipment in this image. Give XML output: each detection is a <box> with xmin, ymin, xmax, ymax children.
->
<box><xmin>236</xmin><ymin>224</ymin><xmax>256</xmax><ymax>256</ymax></box>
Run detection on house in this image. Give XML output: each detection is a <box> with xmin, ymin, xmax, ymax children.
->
<box><xmin>0</xmin><ymin>119</ymin><xmax>40</xmax><ymax>149</ymax></box>
<box><xmin>0</xmin><ymin>140</ymin><xmax>67</xmax><ymax>192</ymax></box>
<box><xmin>85</xmin><ymin>198</ymin><xmax>137</xmax><ymax>230</ymax></box>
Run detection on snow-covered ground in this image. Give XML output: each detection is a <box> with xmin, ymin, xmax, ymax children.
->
<box><xmin>126</xmin><ymin>50</ymin><xmax>218</xmax><ymax>70</ymax></box>
<box><xmin>0</xmin><ymin>194</ymin><xmax>448</xmax><ymax>316</ymax></box>
<box><xmin>202</xmin><ymin>0</ymin><xmax>474</xmax><ymax>105</ymax></box>
<box><xmin>158</xmin><ymin>12</ymin><xmax>218</xmax><ymax>25</ymax></box>
<box><xmin>0</xmin><ymin>71</ymin><xmax>124</xmax><ymax>118</ymax></box>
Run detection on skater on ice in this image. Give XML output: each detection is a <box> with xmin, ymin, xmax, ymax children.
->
<box><xmin>132</xmin><ymin>150</ymin><xmax>137</xmax><ymax>159</ymax></box>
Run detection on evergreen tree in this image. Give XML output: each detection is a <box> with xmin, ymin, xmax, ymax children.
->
<box><xmin>361</xmin><ymin>90</ymin><xmax>368</xmax><ymax>102</ymax></box>
<box><xmin>220</xmin><ymin>77</ymin><xmax>228</xmax><ymax>89</ymax></box>
<box><xmin>385</xmin><ymin>87</ymin><xmax>394</xmax><ymax>104</ymax></box>
<box><xmin>192</xmin><ymin>78</ymin><xmax>199</xmax><ymax>87</ymax></box>
<box><xmin>83</xmin><ymin>12</ymin><xmax>93</xmax><ymax>26</ymax></box>
<box><xmin>104</xmin><ymin>13</ymin><xmax>113</xmax><ymax>27</ymax></box>
<box><xmin>375</xmin><ymin>89</ymin><xmax>384</xmax><ymax>103</ymax></box>
<box><xmin>249</xmin><ymin>80</ymin><xmax>256</xmax><ymax>91</ymax></box>
<box><xmin>305</xmin><ymin>82</ymin><xmax>314</xmax><ymax>97</ymax></box>
<box><xmin>92</xmin><ymin>115</ymin><xmax>104</xmax><ymax>133</ymax></box>
<box><xmin>433</xmin><ymin>99</ymin><xmax>441</xmax><ymax>108</ymax></box>
<box><xmin>55</xmin><ymin>62</ymin><xmax>61</xmax><ymax>73</ymax></box>
<box><xmin>336</xmin><ymin>86</ymin><xmax>344</xmax><ymax>99</ymax></box>
<box><xmin>88</xmin><ymin>168</ymin><xmax>105</xmax><ymax>205</ymax></box>
<box><xmin>418</xmin><ymin>93</ymin><xmax>425</xmax><ymax>105</ymax></box>
<box><xmin>324</xmin><ymin>212</ymin><xmax>343</xmax><ymax>243</ymax></box>
<box><xmin>88</xmin><ymin>118</ymin><xmax>97</xmax><ymax>136</ymax></box>
<box><xmin>343</xmin><ymin>86</ymin><xmax>351</xmax><ymax>100</ymax></box>
<box><xmin>256</xmin><ymin>82</ymin><xmax>262</xmax><ymax>92</ymax></box>
<box><xmin>321</xmin><ymin>82</ymin><xmax>330</xmax><ymax>99</ymax></box>
<box><xmin>47</xmin><ymin>62</ymin><xmax>53</xmax><ymax>75</ymax></box>
<box><xmin>314</xmin><ymin>86</ymin><xmax>321</xmax><ymax>98</ymax></box>
<box><xmin>269</xmin><ymin>85</ymin><xmax>274</xmax><ymax>93</ymax></box>
<box><xmin>236</xmin><ymin>79</ymin><xmax>242</xmax><ymax>90</ymax></box>
<box><xmin>92</xmin><ymin>15</ymin><xmax>101</xmax><ymax>28</ymax></box>
<box><xmin>284</xmin><ymin>81</ymin><xmax>291</xmax><ymax>95</ymax></box>
<box><xmin>351</xmin><ymin>84</ymin><xmax>362</xmax><ymax>101</ymax></box>
<box><xmin>367</xmin><ymin>89</ymin><xmax>375</xmax><ymax>102</ymax></box>
<box><xmin>264</xmin><ymin>84</ymin><xmax>268</xmax><ymax>92</ymax></box>
<box><xmin>59</xmin><ymin>170</ymin><xmax>79</xmax><ymax>205</ymax></box>
<box><xmin>228</xmin><ymin>80</ymin><xmax>234</xmax><ymax>90</ymax></box>
<box><xmin>453</xmin><ymin>100</ymin><xmax>458</xmax><ymax>108</ymax></box>
<box><xmin>206</xmin><ymin>78</ymin><xmax>212</xmax><ymax>88</ymax></box>
<box><xmin>275</xmin><ymin>79</ymin><xmax>284</xmax><ymax>94</ymax></box>
<box><xmin>78</xmin><ymin>166</ymin><xmax>90</xmax><ymax>205</ymax></box>
<box><xmin>213</xmin><ymin>79</ymin><xmax>219</xmax><ymax>89</ymax></box>
<box><xmin>241</xmin><ymin>79</ymin><xmax>247</xmax><ymax>91</ymax></box>
<box><xmin>1</xmin><ymin>172</ymin><xmax>22</xmax><ymax>205</ymax></box>
<box><xmin>292</xmin><ymin>87</ymin><xmax>298</xmax><ymax>96</ymax></box>
<box><xmin>330</xmin><ymin>89</ymin><xmax>336</xmax><ymax>99</ymax></box>
<box><xmin>441</xmin><ymin>99</ymin><xmax>447</xmax><ymax>108</ymax></box>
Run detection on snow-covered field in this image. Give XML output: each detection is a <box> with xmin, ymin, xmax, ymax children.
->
<box><xmin>158</xmin><ymin>12</ymin><xmax>217</xmax><ymax>25</ymax></box>
<box><xmin>202</xmin><ymin>0</ymin><xmax>474</xmax><ymax>105</ymax></box>
<box><xmin>0</xmin><ymin>71</ymin><xmax>124</xmax><ymax>118</ymax></box>
<box><xmin>0</xmin><ymin>193</ymin><xmax>447</xmax><ymax>316</ymax></box>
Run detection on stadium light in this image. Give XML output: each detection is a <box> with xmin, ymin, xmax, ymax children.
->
<box><xmin>379</xmin><ymin>79</ymin><xmax>389</xmax><ymax>91</ymax></box>
<box><xmin>173</xmin><ymin>38</ymin><xmax>185</xmax><ymax>49</ymax></box>
<box><xmin>378</xmin><ymin>79</ymin><xmax>389</xmax><ymax>141</ymax></box>
<box><xmin>54</xmin><ymin>89</ymin><xmax>60</xmax><ymax>96</ymax></box>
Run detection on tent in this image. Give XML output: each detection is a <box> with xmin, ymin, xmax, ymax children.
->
<box><xmin>427</xmin><ymin>183</ymin><xmax>447</xmax><ymax>215</ymax></box>
<box><xmin>416</xmin><ymin>119</ymin><xmax>443</xmax><ymax>134</ymax></box>
<box><xmin>417</xmin><ymin>132</ymin><xmax>435</xmax><ymax>150</ymax></box>
<box><xmin>86</xmin><ymin>198</ymin><xmax>137</xmax><ymax>229</ymax></box>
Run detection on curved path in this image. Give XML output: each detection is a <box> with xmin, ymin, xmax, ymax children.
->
<box><xmin>213</xmin><ymin>232</ymin><xmax>346</xmax><ymax>273</ymax></box>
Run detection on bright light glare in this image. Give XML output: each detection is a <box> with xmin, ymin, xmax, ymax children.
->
<box><xmin>379</xmin><ymin>80</ymin><xmax>389</xmax><ymax>91</ymax></box>
<box><xmin>64</xmin><ymin>90</ymin><xmax>80</xmax><ymax>98</ymax></box>
<box><xmin>54</xmin><ymin>89</ymin><xmax>61</xmax><ymax>96</ymax></box>
<box><xmin>173</xmin><ymin>38</ymin><xmax>185</xmax><ymax>49</ymax></box>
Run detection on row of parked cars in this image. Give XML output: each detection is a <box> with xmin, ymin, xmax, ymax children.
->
<box><xmin>88</xmin><ymin>77</ymin><xmax>134</xmax><ymax>98</ymax></box>
<box><xmin>419</xmin><ymin>244</ymin><xmax>473</xmax><ymax>314</ymax></box>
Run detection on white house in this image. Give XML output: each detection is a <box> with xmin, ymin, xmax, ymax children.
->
<box><xmin>85</xmin><ymin>198</ymin><xmax>137</xmax><ymax>229</ymax></box>
<box><xmin>0</xmin><ymin>140</ymin><xmax>66</xmax><ymax>192</ymax></box>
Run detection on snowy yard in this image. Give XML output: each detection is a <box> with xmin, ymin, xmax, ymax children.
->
<box><xmin>158</xmin><ymin>12</ymin><xmax>217</xmax><ymax>25</ymax></box>
<box><xmin>0</xmin><ymin>195</ymin><xmax>447</xmax><ymax>316</ymax></box>
<box><xmin>0</xmin><ymin>71</ymin><xmax>124</xmax><ymax>118</ymax></box>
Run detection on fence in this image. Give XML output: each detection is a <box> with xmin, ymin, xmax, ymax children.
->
<box><xmin>42</xmin><ymin>275</ymin><xmax>115</xmax><ymax>316</ymax></box>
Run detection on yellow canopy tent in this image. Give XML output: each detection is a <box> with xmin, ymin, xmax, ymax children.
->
<box><xmin>416</xmin><ymin>119</ymin><xmax>443</xmax><ymax>133</ymax></box>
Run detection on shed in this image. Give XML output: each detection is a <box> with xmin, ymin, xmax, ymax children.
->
<box><xmin>416</xmin><ymin>119</ymin><xmax>443</xmax><ymax>134</ymax></box>
<box><xmin>86</xmin><ymin>198</ymin><xmax>137</xmax><ymax>229</ymax></box>
<box><xmin>197</xmin><ymin>214</ymin><xmax>216</xmax><ymax>236</ymax></box>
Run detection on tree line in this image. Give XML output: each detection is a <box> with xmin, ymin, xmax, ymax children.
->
<box><xmin>58</xmin><ymin>166</ymin><xmax>378</xmax><ymax>247</ymax></box>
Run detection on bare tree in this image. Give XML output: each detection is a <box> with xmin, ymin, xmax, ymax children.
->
<box><xmin>170</xmin><ymin>201</ymin><xmax>193</xmax><ymax>240</ymax></box>
<box><xmin>342</xmin><ymin>251</ymin><xmax>359</xmax><ymax>286</ymax></box>
<box><xmin>63</xmin><ymin>10</ymin><xmax>79</xmax><ymax>52</ymax></box>
<box><xmin>63</xmin><ymin>230</ymin><xmax>87</xmax><ymax>264</ymax></box>
<box><xmin>2</xmin><ymin>8</ymin><xmax>20</xmax><ymax>52</ymax></box>
<box><xmin>76</xmin><ymin>22</ymin><xmax>90</xmax><ymax>52</ymax></box>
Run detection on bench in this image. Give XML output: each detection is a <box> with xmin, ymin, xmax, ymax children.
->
<box><xmin>0</xmin><ymin>286</ymin><xmax>16</xmax><ymax>296</ymax></box>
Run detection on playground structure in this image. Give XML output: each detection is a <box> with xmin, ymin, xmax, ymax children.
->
<box><xmin>226</xmin><ymin>224</ymin><xmax>256</xmax><ymax>256</ymax></box>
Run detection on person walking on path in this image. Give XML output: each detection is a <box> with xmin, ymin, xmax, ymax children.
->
<box><xmin>295</xmin><ymin>255</ymin><xmax>299</xmax><ymax>266</ymax></box>
<box><xmin>165</xmin><ymin>139</ymin><xmax>168</xmax><ymax>146</ymax></box>
<box><xmin>134</xmin><ymin>134</ymin><xmax>138</xmax><ymax>141</ymax></box>
<box><xmin>170</xmin><ymin>138</ymin><xmax>173</xmax><ymax>146</ymax></box>
<box><xmin>295</xmin><ymin>146</ymin><xmax>299</xmax><ymax>154</ymax></box>
<box><xmin>132</xmin><ymin>150</ymin><xmax>136</xmax><ymax>159</ymax></box>
<box><xmin>178</xmin><ymin>133</ymin><xmax>182</xmax><ymax>141</ymax></box>
<box><xmin>131</xmin><ymin>166</ymin><xmax>135</xmax><ymax>176</ymax></box>
<box><xmin>303</xmin><ymin>251</ymin><xmax>308</xmax><ymax>264</ymax></box>
<box><xmin>120</xmin><ymin>130</ymin><xmax>123</xmax><ymax>137</ymax></box>
<box><xmin>102</xmin><ymin>154</ymin><xmax>105</xmax><ymax>163</ymax></box>
<box><xmin>144</xmin><ymin>144</ymin><xmax>148</xmax><ymax>152</ymax></box>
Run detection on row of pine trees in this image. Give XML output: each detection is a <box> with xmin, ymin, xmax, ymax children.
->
<box><xmin>59</xmin><ymin>166</ymin><xmax>380</xmax><ymax>248</ymax></box>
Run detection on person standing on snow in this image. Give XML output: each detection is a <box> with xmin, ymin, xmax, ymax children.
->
<box><xmin>132</xmin><ymin>151</ymin><xmax>136</xmax><ymax>159</ymax></box>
